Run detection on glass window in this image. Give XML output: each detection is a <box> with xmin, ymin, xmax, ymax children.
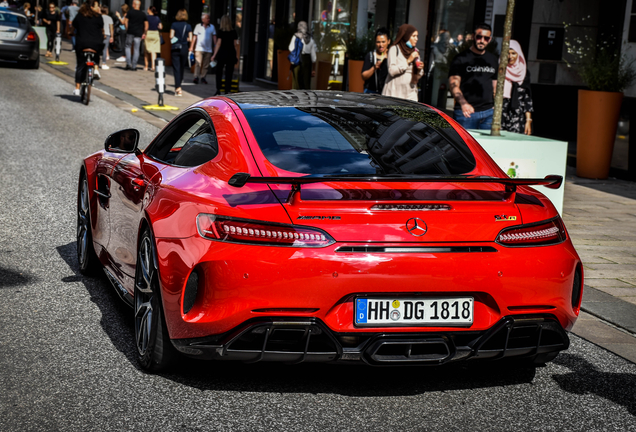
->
<box><xmin>243</xmin><ymin>106</ymin><xmax>476</xmax><ymax>175</ymax></box>
<box><xmin>0</xmin><ymin>13</ymin><xmax>26</xmax><ymax>26</ymax></box>
<box><xmin>147</xmin><ymin>113</ymin><xmax>216</xmax><ymax>165</ymax></box>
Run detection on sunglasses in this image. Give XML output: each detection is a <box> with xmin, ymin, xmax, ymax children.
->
<box><xmin>475</xmin><ymin>34</ymin><xmax>491</xmax><ymax>42</ymax></box>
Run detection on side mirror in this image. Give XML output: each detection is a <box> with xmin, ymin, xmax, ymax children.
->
<box><xmin>105</xmin><ymin>129</ymin><xmax>140</xmax><ymax>153</ymax></box>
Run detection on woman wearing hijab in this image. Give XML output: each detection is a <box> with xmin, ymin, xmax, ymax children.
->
<box><xmin>382</xmin><ymin>24</ymin><xmax>424</xmax><ymax>101</ymax></box>
<box><xmin>288</xmin><ymin>21</ymin><xmax>316</xmax><ymax>90</ymax></box>
<box><xmin>502</xmin><ymin>40</ymin><xmax>533</xmax><ymax>135</ymax></box>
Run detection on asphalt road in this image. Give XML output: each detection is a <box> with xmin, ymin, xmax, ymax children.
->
<box><xmin>1</xmin><ymin>64</ymin><xmax>635</xmax><ymax>431</ymax></box>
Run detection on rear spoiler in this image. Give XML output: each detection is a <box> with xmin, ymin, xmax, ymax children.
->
<box><xmin>229</xmin><ymin>172</ymin><xmax>563</xmax><ymax>192</ymax></box>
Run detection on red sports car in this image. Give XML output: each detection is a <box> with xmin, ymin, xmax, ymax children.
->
<box><xmin>77</xmin><ymin>91</ymin><xmax>582</xmax><ymax>371</ymax></box>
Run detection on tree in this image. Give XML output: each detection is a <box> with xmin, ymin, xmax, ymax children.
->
<box><xmin>491</xmin><ymin>0</ymin><xmax>515</xmax><ymax>136</ymax></box>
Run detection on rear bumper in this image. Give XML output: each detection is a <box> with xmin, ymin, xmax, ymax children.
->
<box><xmin>0</xmin><ymin>42</ymin><xmax>39</xmax><ymax>61</ymax></box>
<box><xmin>171</xmin><ymin>314</ymin><xmax>570</xmax><ymax>365</ymax></box>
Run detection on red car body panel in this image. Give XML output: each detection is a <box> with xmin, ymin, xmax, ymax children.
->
<box><xmin>80</xmin><ymin>91</ymin><xmax>582</xmax><ymax>365</ymax></box>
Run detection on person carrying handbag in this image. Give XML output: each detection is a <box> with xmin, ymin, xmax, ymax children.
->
<box><xmin>170</xmin><ymin>9</ymin><xmax>193</xmax><ymax>97</ymax></box>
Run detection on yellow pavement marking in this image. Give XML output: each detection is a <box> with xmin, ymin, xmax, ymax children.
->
<box><xmin>48</xmin><ymin>61</ymin><xmax>69</xmax><ymax>65</ymax></box>
<box><xmin>142</xmin><ymin>105</ymin><xmax>179</xmax><ymax>111</ymax></box>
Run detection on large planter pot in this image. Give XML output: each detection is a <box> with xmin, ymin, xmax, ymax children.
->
<box><xmin>347</xmin><ymin>59</ymin><xmax>364</xmax><ymax>93</ymax></box>
<box><xmin>577</xmin><ymin>89</ymin><xmax>623</xmax><ymax>179</ymax></box>
<box><xmin>160</xmin><ymin>31</ymin><xmax>172</xmax><ymax>66</ymax></box>
<box><xmin>277</xmin><ymin>50</ymin><xmax>292</xmax><ymax>90</ymax></box>
<box><xmin>316</xmin><ymin>60</ymin><xmax>331</xmax><ymax>90</ymax></box>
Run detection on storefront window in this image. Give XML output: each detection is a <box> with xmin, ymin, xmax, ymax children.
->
<box><xmin>312</xmin><ymin>0</ymin><xmax>352</xmax><ymax>86</ymax></box>
<box><xmin>426</xmin><ymin>0</ymin><xmax>478</xmax><ymax>109</ymax></box>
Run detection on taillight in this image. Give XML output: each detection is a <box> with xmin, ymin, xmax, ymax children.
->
<box><xmin>496</xmin><ymin>217</ymin><xmax>567</xmax><ymax>247</ymax></box>
<box><xmin>197</xmin><ymin>214</ymin><xmax>335</xmax><ymax>247</ymax></box>
<box><xmin>25</xmin><ymin>31</ymin><xmax>37</xmax><ymax>41</ymax></box>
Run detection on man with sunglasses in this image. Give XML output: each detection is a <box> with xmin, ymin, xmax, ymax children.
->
<box><xmin>448</xmin><ymin>23</ymin><xmax>498</xmax><ymax>129</ymax></box>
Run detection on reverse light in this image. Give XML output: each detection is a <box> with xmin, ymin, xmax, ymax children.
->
<box><xmin>496</xmin><ymin>217</ymin><xmax>567</xmax><ymax>246</ymax></box>
<box><xmin>371</xmin><ymin>204</ymin><xmax>451</xmax><ymax>211</ymax></box>
<box><xmin>25</xmin><ymin>31</ymin><xmax>37</xmax><ymax>41</ymax></box>
<box><xmin>196</xmin><ymin>214</ymin><xmax>335</xmax><ymax>247</ymax></box>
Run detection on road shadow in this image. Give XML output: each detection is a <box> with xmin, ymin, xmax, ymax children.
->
<box><xmin>56</xmin><ymin>241</ymin><xmax>538</xmax><ymax>396</ymax></box>
<box><xmin>0</xmin><ymin>266</ymin><xmax>37</xmax><ymax>288</ymax></box>
<box><xmin>56</xmin><ymin>94</ymin><xmax>82</xmax><ymax>103</ymax></box>
<box><xmin>56</xmin><ymin>242</ymin><xmax>138</xmax><ymax>364</ymax></box>
<box><xmin>567</xmin><ymin>167</ymin><xmax>636</xmax><ymax>201</ymax></box>
<box><xmin>552</xmin><ymin>353</ymin><xmax>636</xmax><ymax>415</ymax></box>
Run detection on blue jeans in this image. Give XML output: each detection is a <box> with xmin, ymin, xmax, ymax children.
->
<box><xmin>125</xmin><ymin>34</ymin><xmax>142</xmax><ymax>69</ymax></box>
<box><xmin>453</xmin><ymin>107</ymin><xmax>494</xmax><ymax>130</ymax></box>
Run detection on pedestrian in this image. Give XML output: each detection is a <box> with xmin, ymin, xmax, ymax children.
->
<box><xmin>143</xmin><ymin>6</ymin><xmax>162</xmax><ymax>71</ymax></box>
<box><xmin>42</xmin><ymin>2</ymin><xmax>60</xmax><ymax>58</ymax></box>
<box><xmin>502</xmin><ymin>40</ymin><xmax>534</xmax><ymax>135</ymax></box>
<box><xmin>123</xmin><ymin>0</ymin><xmax>147</xmax><ymax>71</ymax></box>
<box><xmin>190</xmin><ymin>13</ymin><xmax>216</xmax><ymax>84</ymax></box>
<box><xmin>114</xmin><ymin>4</ymin><xmax>129</xmax><ymax>63</ymax></box>
<box><xmin>211</xmin><ymin>15</ymin><xmax>238</xmax><ymax>95</ymax></box>
<box><xmin>361</xmin><ymin>27</ymin><xmax>390</xmax><ymax>94</ymax></box>
<box><xmin>60</xmin><ymin>1</ymin><xmax>68</xmax><ymax>38</ymax></box>
<box><xmin>170</xmin><ymin>8</ymin><xmax>192</xmax><ymax>97</ymax></box>
<box><xmin>448</xmin><ymin>23</ymin><xmax>497</xmax><ymax>130</ymax></box>
<box><xmin>288</xmin><ymin>21</ymin><xmax>316</xmax><ymax>90</ymax></box>
<box><xmin>71</xmin><ymin>0</ymin><xmax>103</xmax><ymax>96</ymax></box>
<box><xmin>21</xmin><ymin>2</ymin><xmax>35</xmax><ymax>26</ymax></box>
<box><xmin>100</xmin><ymin>5</ymin><xmax>113</xmax><ymax>70</ymax></box>
<box><xmin>454</xmin><ymin>34</ymin><xmax>463</xmax><ymax>47</ymax></box>
<box><xmin>382</xmin><ymin>24</ymin><xmax>424</xmax><ymax>101</ymax></box>
<box><xmin>67</xmin><ymin>1</ymin><xmax>79</xmax><ymax>51</ymax></box>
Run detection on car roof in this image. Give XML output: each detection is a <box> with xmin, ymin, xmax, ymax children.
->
<box><xmin>224</xmin><ymin>90</ymin><xmax>436</xmax><ymax>112</ymax></box>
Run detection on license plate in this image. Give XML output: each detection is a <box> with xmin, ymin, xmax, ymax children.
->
<box><xmin>355</xmin><ymin>297</ymin><xmax>473</xmax><ymax>326</ymax></box>
<box><xmin>0</xmin><ymin>31</ymin><xmax>16</xmax><ymax>39</ymax></box>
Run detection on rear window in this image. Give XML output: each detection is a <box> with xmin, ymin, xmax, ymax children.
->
<box><xmin>0</xmin><ymin>13</ymin><xmax>26</xmax><ymax>26</ymax></box>
<box><xmin>243</xmin><ymin>106</ymin><xmax>476</xmax><ymax>175</ymax></box>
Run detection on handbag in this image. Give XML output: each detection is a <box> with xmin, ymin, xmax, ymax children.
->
<box><xmin>171</xmin><ymin>25</ymin><xmax>187</xmax><ymax>52</ymax></box>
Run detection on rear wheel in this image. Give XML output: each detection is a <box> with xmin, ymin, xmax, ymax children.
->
<box><xmin>134</xmin><ymin>229</ymin><xmax>177</xmax><ymax>372</ymax></box>
<box><xmin>77</xmin><ymin>174</ymin><xmax>100</xmax><ymax>276</ymax></box>
<box><xmin>81</xmin><ymin>83</ymin><xmax>91</xmax><ymax>105</ymax></box>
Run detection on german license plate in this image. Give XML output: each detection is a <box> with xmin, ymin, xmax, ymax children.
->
<box><xmin>0</xmin><ymin>31</ymin><xmax>16</xmax><ymax>39</ymax></box>
<box><xmin>355</xmin><ymin>297</ymin><xmax>473</xmax><ymax>326</ymax></box>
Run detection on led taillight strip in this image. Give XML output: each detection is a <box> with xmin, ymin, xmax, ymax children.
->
<box><xmin>498</xmin><ymin>226</ymin><xmax>559</xmax><ymax>243</ymax></box>
<box><xmin>197</xmin><ymin>214</ymin><xmax>335</xmax><ymax>247</ymax></box>
<box><xmin>221</xmin><ymin>224</ymin><xmax>328</xmax><ymax>242</ymax></box>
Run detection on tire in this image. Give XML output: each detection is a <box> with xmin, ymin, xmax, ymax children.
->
<box><xmin>134</xmin><ymin>229</ymin><xmax>177</xmax><ymax>372</ymax></box>
<box><xmin>81</xmin><ymin>84</ymin><xmax>91</xmax><ymax>105</ymax></box>
<box><xmin>77</xmin><ymin>174</ymin><xmax>100</xmax><ymax>276</ymax></box>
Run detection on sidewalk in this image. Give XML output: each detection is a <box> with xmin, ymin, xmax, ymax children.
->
<box><xmin>43</xmin><ymin>40</ymin><xmax>271</xmax><ymax>123</ymax></box>
<box><xmin>40</xmin><ymin>45</ymin><xmax>636</xmax><ymax>363</ymax></box>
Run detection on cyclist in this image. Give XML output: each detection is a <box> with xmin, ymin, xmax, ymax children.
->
<box><xmin>71</xmin><ymin>0</ymin><xmax>104</xmax><ymax>96</ymax></box>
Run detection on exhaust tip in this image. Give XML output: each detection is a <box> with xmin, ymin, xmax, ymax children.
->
<box><xmin>366</xmin><ymin>337</ymin><xmax>452</xmax><ymax>364</ymax></box>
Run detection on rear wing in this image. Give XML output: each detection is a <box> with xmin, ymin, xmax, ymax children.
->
<box><xmin>229</xmin><ymin>172</ymin><xmax>563</xmax><ymax>191</ymax></box>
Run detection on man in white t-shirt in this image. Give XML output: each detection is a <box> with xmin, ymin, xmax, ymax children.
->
<box><xmin>189</xmin><ymin>13</ymin><xmax>216</xmax><ymax>84</ymax></box>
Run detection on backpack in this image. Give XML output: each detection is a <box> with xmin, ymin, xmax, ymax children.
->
<box><xmin>288</xmin><ymin>37</ymin><xmax>302</xmax><ymax>67</ymax></box>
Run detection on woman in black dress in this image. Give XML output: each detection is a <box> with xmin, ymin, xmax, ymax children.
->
<box><xmin>170</xmin><ymin>9</ymin><xmax>192</xmax><ymax>97</ymax></box>
<box><xmin>502</xmin><ymin>40</ymin><xmax>534</xmax><ymax>135</ymax></box>
<box><xmin>72</xmin><ymin>0</ymin><xmax>104</xmax><ymax>95</ymax></box>
<box><xmin>211</xmin><ymin>15</ymin><xmax>238</xmax><ymax>95</ymax></box>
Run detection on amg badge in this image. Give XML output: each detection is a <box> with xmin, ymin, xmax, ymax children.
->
<box><xmin>297</xmin><ymin>215</ymin><xmax>341</xmax><ymax>220</ymax></box>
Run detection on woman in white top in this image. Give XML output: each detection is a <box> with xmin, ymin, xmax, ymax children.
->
<box><xmin>382</xmin><ymin>24</ymin><xmax>424</xmax><ymax>101</ymax></box>
<box><xmin>288</xmin><ymin>21</ymin><xmax>316</xmax><ymax>90</ymax></box>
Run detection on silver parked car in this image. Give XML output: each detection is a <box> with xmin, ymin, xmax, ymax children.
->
<box><xmin>0</xmin><ymin>8</ymin><xmax>39</xmax><ymax>69</ymax></box>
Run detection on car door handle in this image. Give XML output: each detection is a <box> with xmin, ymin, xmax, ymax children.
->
<box><xmin>94</xmin><ymin>190</ymin><xmax>111</xmax><ymax>199</ymax></box>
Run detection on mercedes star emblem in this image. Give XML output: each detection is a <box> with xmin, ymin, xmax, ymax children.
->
<box><xmin>406</xmin><ymin>218</ymin><xmax>428</xmax><ymax>236</ymax></box>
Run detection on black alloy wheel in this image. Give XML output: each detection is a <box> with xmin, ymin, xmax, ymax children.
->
<box><xmin>77</xmin><ymin>175</ymin><xmax>99</xmax><ymax>275</ymax></box>
<box><xmin>134</xmin><ymin>229</ymin><xmax>177</xmax><ymax>371</ymax></box>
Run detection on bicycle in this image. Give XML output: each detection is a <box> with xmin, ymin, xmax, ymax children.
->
<box><xmin>80</xmin><ymin>48</ymin><xmax>97</xmax><ymax>105</ymax></box>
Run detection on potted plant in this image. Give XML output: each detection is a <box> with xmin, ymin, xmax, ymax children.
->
<box><xmin>565</xmin><ymin>25</ymin><xmax>636</xmax><ymax>179</ymax></box>
<box><xmin>345</xmin><ymin>30</ymin><xmax>373</xmax><ymax>93</ymax></box>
